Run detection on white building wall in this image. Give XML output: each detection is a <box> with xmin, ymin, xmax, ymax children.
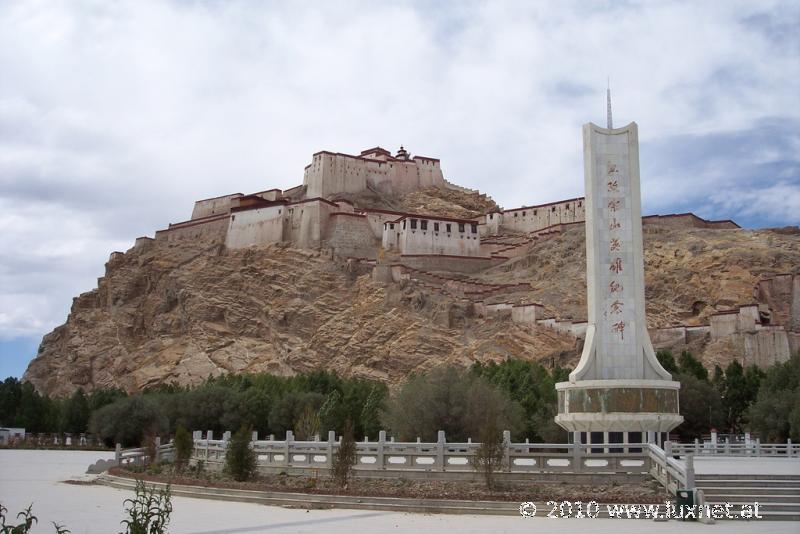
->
<box><xmin>191</xmin><ymin>193</ymin><xmax>243</xmax><ymax>220</ymax></box>
<box><xmin>397</xmin><ymin>217</ymin><xmax>481</xmax><ymax>256</ymax></box>
<box><xmin>497</xmin><ymin>198</ymin><xmax>585</xmax><ymax>233</ymax></box>
<box><xmin>226</xmin><ymin>205</ymin><xmax>285</xmax><ymax>249</ymax></box>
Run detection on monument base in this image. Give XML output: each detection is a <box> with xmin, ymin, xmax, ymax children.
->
<box><xmin>554</xmin><ymin>379</ymin><xmax>683</xmax><ymax>434</ymax></box>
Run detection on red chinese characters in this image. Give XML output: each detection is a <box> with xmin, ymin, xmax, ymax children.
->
<box><xmin>610</xmin><ymin>238</ymin><xmax>621</xmax><ymax>252</ymax></box>
<box><xmin>610</xmin><ymin>300</ymin><xmax>624</xmax><ymax>314</ymax></box>
<box><xmin>612</xmin><ymin>321</ymin><xmax>626</xmax><ymax>340</ymax></box>
<box><xmin>607</xmin><ymin>198</ymin><xmax>621</xmax><ymax>212</ymax></box>
<box><xmin>609</xmin><ymin>257</ymin><xmax>623</xmax><ymax>274</ymax></box>
<box><xmin>609</xmin><ymin>280</ymin><xmax>623</xmax><ymax>293</ymax></box>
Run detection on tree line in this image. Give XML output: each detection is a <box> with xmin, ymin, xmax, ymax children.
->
<box><xmin>1</xmin><ymin>353</ymin><xmax>798</xmax><ymax>447</ymax></box>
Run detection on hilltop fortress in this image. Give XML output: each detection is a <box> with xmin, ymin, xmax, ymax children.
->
<box><xmin>24</xmin><ymin>143</ymin><xmax>800</xmax><ymax>396</ymax></box>
<box><xmin>147</xmin><ymin>145</ymin><xmax>737</xmax><ymax>269</ymax></box>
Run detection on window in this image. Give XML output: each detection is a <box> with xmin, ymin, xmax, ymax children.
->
<box><xmin>552</xmin><ymin>206</ymin><xmax>556</xmax><ymax>212</ymax></box>
<box><xmin>434</xmin><ymin>222</ymin><xmax>439</xmax><ymax>232</ymax></box>
<box><xmin>402</xmin><ymin>220</ymin><xmax>406</xmax><ymax>229</ymax></box>
<box><xmin>421</xmin><ymin>220</ymin><xmax>428</xmax><ymax>230</ymax></box>
<box><xmin>410</xmin><ymin>219</ymin><xmax>417</xmax><ymax>229</ymax></box>
<box><xmin>389</xmin><ymin>223</ymin><xmax>394</xmax><ymax>229</ymax></box>
<box><xmin>534</xmin><ymin>210</ymin><xmax>537</xmax><ymax>216</ymax></box>
<box><xmin>471</xmin><ymin>224</ymin><xmax>478</xmax><ymax>234</ymax></box>
<box><xmin>489</xmin><ymin>213</ymin><xmax>494</xmax><ymax>220</ymax></box>
<box><xmin>578</xmin><ymin>202</ymin><xmax>582</xmax><ymax>207</ymax></box>
<box><xmin>446</xmin><ymin>223</ymin><xmax>452</xmax><ymax>233</ymax></box>
<box><xmin>458</xmin><ymin>223</ymin><xmax>465</xmax><ymax>232</ymax></box>
<box><xmin>514</xmin><ymin>213</ymin><xmax>518</xmax><ymax>217</ymax></box>
<box><xmin>522</xmin><ymin>211</ymin><xmax>526</xmax><ymax>216</ymax></box>
<box><xmin>565</xmin><ymin>204</ymin><xmax>570</xmax><ymax>209</ymax></box>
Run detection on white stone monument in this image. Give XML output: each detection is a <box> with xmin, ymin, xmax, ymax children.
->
<box><xmin>555</xmin><ymin>94</ymin><xmax>682</xmax><ymax>447</ymax></box>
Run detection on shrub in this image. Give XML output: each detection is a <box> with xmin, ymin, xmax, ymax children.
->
<box><xmin>173</xmin><ymin>425</ymin><xmax>193</xmax><ymax>470</ymax></box>
<box><xmin>120</xmin><ymin>479</ymin><xmax>172</xmax><ymax>534</ymax></box>
<box><xmin>332</xmin><ymin>419</ymin><xmax>357</xmax><ymax>488</ymax></box>
<box><xmin>471</xmin><ymin>422</ymin><xmax>505</xmax><ymax>490</ymax></box>
<box><xmin>225</xmin><ymin>426</ymin><xmax>257</xmax><ymax>482</ymax></box>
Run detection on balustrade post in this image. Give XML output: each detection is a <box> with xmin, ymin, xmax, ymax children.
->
<box><xmin>710</xmin><ymin>430</ymin><xmax>717</xmax><ymax>452</ymax></box>
<box><xmin>436</xmin><ymin>430</ymin><xmax>445</xmax><ymax>472</ymax></box>
<box><xmin>327</xmin><ymin>431</ymin><xmax>335</xmax><ymax>469</ymax></box>
<box><xmin>572</xmin><ymin>439</ymin><xmax>582</xmax><ymax>472</ymax></box>
<box><xmin>502</xmin><ymin>430</ymin><xmax>511</xmax><ymax>472</ymax></box>
<box><xmin>725</xmin><ymin>437</ymin><xmax>730</xmax><ymax>455</ymax></box>
<box><xmin>223</xmin><ymin>431</ymin><xmax>231</xmax><ymax>442</ymax></box>
<box><xmin>251</xmin><ymin>431</ymin><xmax>258</xmax><ymax>442</ymax></box>
<box><xmin>155</xmin><ymin>436</ymin><xmax>161</xmax><ymax>462</ymax></box>
<box><xmin>664</xmin><ymin>440</ymin><xmax>673</xmax><ymax>458</ymax></box>
<box><xmin>378</xmin><ymin>431</ymin><xmax>386</xmax><ymax>470</ymax></box>
<box><xmin>115</xmin><ymin>443</ymin><xmax>121</xmax><ymax>465</ymax></box>
<box><xmin>685</xmin><ymin>453</ymin><xmax>696</xmax><ymax>490</ymax></box>
<box><xmin>756</xmin><ymin>438</ymin><xmax>761</xmax><ymax>456</ymax></box>
<box><xmin>789</xmin><ymin>439</ymin><xmax>793</xmax><ymax>458</ymax></box>
<box><xmin>285</xmin><ymin>430</ymin><xmax>293</xmax><ymax>467</ymax></box>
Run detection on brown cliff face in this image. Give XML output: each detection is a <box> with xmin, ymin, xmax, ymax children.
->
<box><xmin>22</xmin><ymin>209</ymin><xmax>800</xmax><ymax>397</ymax></box>
<box><xmin>23</xmin><ymin>240</ymin><xmax>577</xmax><ymax>396</ymax></box>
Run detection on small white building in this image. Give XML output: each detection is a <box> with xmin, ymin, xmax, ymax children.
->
<box><xmin>382</xmin><ymin>214</ymin><xmax>481</xmax><ymax>256</ymax></box>
<box><xmin>0</xmin><ymin>427</ymin><xmax>25</xmax><ymax>445</ymax></box>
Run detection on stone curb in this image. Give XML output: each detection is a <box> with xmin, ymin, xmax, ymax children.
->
<box><xmin>97</xmin><ymin>473</ymin><xmax>665</xmax><ymax>519</ymax></box>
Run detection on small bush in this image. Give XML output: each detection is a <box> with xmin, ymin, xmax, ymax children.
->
<box><xmin>173</xmin><ymin>425</ymin><xmax>193</xmax><ymax>470</ymax></box>
<box><xmin>225</xmin><ymin>426</ymin><xmax>257</xmax><ymax>482</ymax></box>
<box><xmin>332</xmin><ymin>419</ymin><xmax>357</xmax><ymax>488</ymax></box>
<box><xmin>120</xmin><ymin>479</ymin><xmax>172</xmax><ymax>534</ymax></box>
<box><xmin>470</xmin><ymin>423</ymin><xmax>505</xmax><ymax>490</ymax></box>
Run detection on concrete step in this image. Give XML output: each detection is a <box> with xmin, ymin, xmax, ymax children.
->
<box><xmin>702</xmin><ymin>493</ymin><xmax>800</xmax><ymax>503</ymax></box>
<box><xmin>695</xmin><ymin>479</ymin><xmax>800</xmax><ymax>488</ymax></box>
<box><xmin>696</xmin><ymin>474</ymin><xmax>800</xmax><ymax>481</ymax></box>
<box><xmin>705</xmin><ymin>501</ymin><xmax>800</xmax><ymax>513</ymax></box>
<box><xmin>699</xmin><ymin>486</ymin><xmax>800</xmax><ymax>496</ymax></box>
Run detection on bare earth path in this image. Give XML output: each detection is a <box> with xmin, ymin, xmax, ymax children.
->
<box><xmin>0</xmin><ymin>450</ymin><xmax>797</xmax><ymax>533</ymax></box>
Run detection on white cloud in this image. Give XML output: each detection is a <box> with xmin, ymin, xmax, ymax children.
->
<box><xmin>0</xmin><ymin>0</ymin><xmax>798</xmax><ymax>342</ymax></box>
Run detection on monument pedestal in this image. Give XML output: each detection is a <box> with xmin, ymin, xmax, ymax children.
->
<box><xmin>555</xmin><ymin>379</ymin><xmax>682</xmax><ymax>433</ymax></box>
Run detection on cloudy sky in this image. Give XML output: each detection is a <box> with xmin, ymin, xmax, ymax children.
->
<box><xmin>1</xmin><ymin>0</ymin><xmax>798</xmax><ymax>379</ymax></box>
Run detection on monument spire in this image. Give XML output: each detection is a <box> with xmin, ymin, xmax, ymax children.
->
<box><xmin>606</xmin><ymin>78</ymin><xmax>613</xmax><ymax>129</ymax></box>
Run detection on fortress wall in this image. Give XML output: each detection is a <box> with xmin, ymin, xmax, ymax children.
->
<box><xmin>365</xmin><ymin>211</ymin><xmax>401</xmax><ymax>239</ymax></box>
<box><xmin>739</xmin><ymin>330</ymin><xmax>792</xmax><ymax>366</ymax></box>
<box><xmin>399</xmin><ymin>218</ymin><xmax>481</xmax><ymax>256</ymax></box>
<box><xmin>400</xmin><ymin>254</ymin><xmax>503</xmax><ymax>273</ymax></box>
<box><xmin>650</xmin><ymin>326</ymin><xmax>688</xmax><ymax>348</ymax></box>
<box><xmin>155</xmin><ymin>215</ymin><xmax>229</xmax><ymax>244</ymax></box>
<box><xmin>285</xmin><ymin>199</ymin><xmax>338</xmax><ymax>248</ymax></box>
<box><xmin>499</xmin><ymin>198</ymin><xmax>585</xmax><ymax>233</ymax></box>
<box><xmin>511</xmin><ymin>304</ymin><xmax>542</xmax><ymax>326</ymax></box>
<box><xmin>710</xmin><ymin>312</ymin><xmax>739</xmax><ymax>339</ymax></box>
<box><xmin>757</xmin><ymin>274</ymin><xmax>797</xmax><ymax>330</ymax></box>
<box><xmin>325</xmin><ymin>213</ymin><xmax>379</xmax><ymax>259</ymax></box>
<box><xmin>226</xmin><ymin>205</ymin><xmax>285</xmax><ymax>249</ymax></box>
<box><xmin>641</xmin><ymin>213</ymin><xmax>740</xmax><ymax>229</ymax></box>
<box><xmin>191</xmin><ymin>193</ymin><xmax>242</xmax><ymax>220</ymax></box>
<box><xmin>415</xmin><ymin>158</ymin><xmax>444</xmax><ymax>189</ymax></box>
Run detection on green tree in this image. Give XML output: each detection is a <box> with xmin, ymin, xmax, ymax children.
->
<box><xmin>675</xmin><ymin>373</ymin><xmax>725</xmax><ymax>440</ymax></box>
<box><xmin>748</xmin><ymin>354</ymin><xmax>800</xmax><ymax>441</ymax></box>
<box><xmin>173</xmin><ymin>425</ymin><xmax>194</xmax><ymax>470</ymax></box>
<box><xmin>225</xmin><ymin>425</ymin><xmax>257</xmax><ymax>482</ymax></box>
<box><xmin>0</xmin><ymin>377</ymin><xmax>22</xmax><ymax>426</ymax></box>
<box><xmin>678</xmin><ymin>351</ymin><xmax>708</xmax><ymax>381</ymax></box>
<box><xmin>656</xmin><ymin>350</ymin><xmax>678</xmax><ymax>375</ymax></box>
<box><xmin>89</xmin><ymin>396</ymin><xmax>168</xmax><ymax>447</ymax></box>
<box><xmin>62</xmin><ymin>388</ymin><xmax>90</xmax><ymax>434</ymax></box>
<box><xmin>382</xmin><ymin>366</ymin><xmax>524</xmax><ymax>442</ymax></box>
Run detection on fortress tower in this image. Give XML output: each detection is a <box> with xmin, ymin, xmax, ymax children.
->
<box><xmin>554</xmin><ymin>112</ymin><xmax>683</xmax><ymax>447</ymax></box>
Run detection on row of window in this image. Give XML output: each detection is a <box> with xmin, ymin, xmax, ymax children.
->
<box><xmin>402</xmin><ymin>219</ymin><xmax>478</xmax><ymax>234</ymax></box>
<box><xmin>489</xmin><ymin>202</ymin><xmax>583</xmax><ymax>220</ymax></box>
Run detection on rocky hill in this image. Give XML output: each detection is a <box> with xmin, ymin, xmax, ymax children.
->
<box><xmin>22</xmin><ymin>186</ymin><xmax>800</xmax><ymax>397</ymax></box>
